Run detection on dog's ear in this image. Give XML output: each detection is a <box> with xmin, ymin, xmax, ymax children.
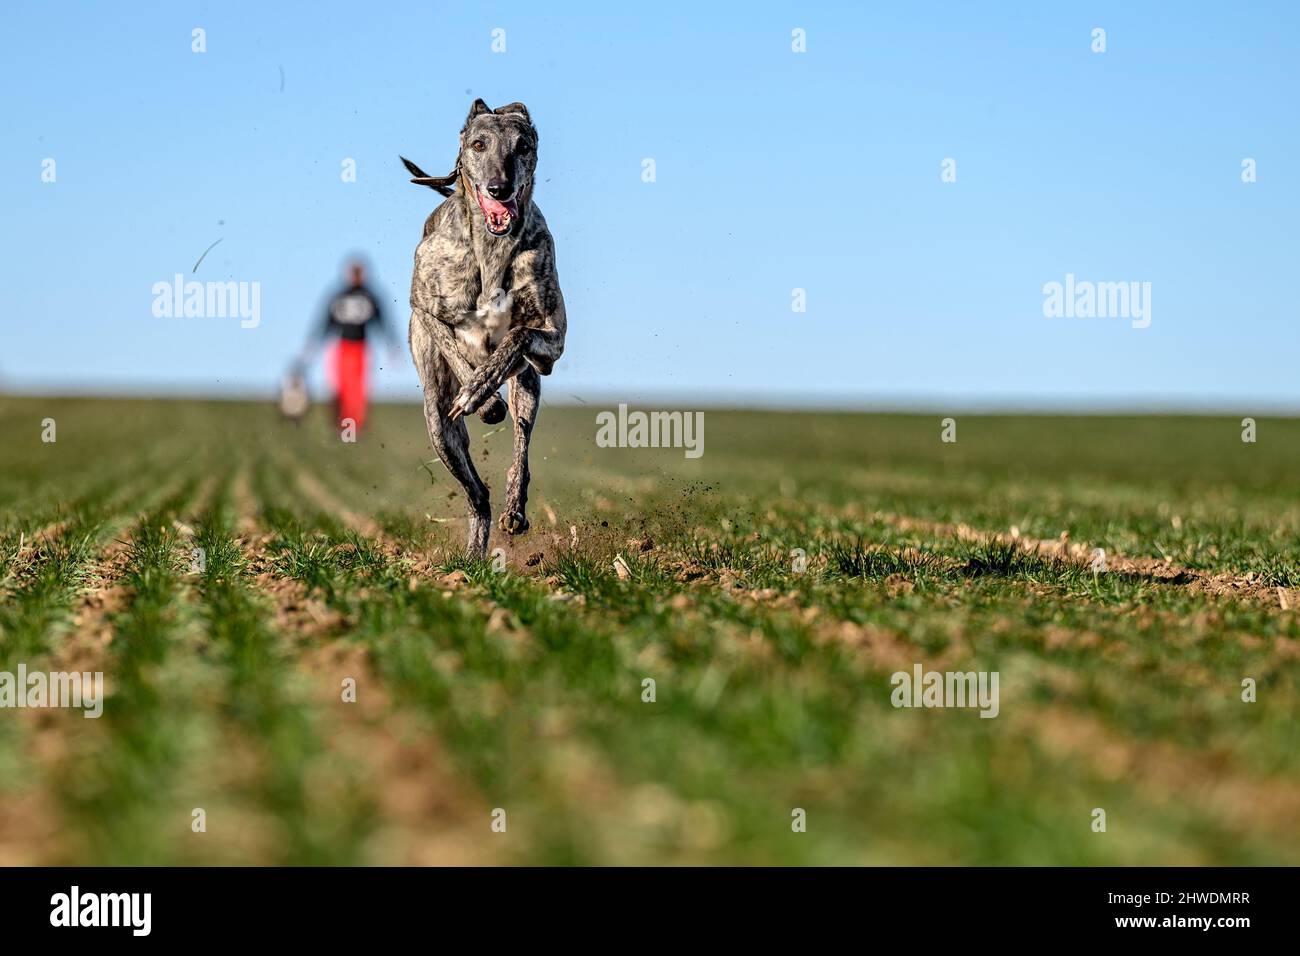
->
<box><xmin>465</xmin><ymin>98</ymin><xmax>492</xmax><ymax>124</ymax></box>
<box><xmin>493</xmin><ymin>102</ymin><xmax>531</xmax><ymax>125</ymax></box>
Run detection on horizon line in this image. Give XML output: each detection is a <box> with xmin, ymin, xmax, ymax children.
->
<box><xmin>1</xmin><ymin>384</ymin><xmax>1297</xmax><ymax>418</ymax></box>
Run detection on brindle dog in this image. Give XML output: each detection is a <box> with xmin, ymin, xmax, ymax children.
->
<box><xmin>403</xmin><ymin>99</ymin><xmax>566</xmax><ymax>558</ymax></box>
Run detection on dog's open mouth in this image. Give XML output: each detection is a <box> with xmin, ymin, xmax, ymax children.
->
<box><xmin>476</xmin><ymin>186</ymin><xmax>518</xmax><ymax>236</ymax></box>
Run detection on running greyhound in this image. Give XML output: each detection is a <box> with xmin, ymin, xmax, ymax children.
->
<box><xmin>403</xmin><ymin>99</ymin><xmax>567</xmax><ymax>558</ymax></box>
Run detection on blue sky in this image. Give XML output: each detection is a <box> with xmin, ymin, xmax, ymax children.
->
<box><xmin>2</xmin><ymin>1</ymin><xmax>1296</xmax><ymax>410</ymax></box>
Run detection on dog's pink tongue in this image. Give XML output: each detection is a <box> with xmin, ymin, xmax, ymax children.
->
<box><xmin>479</xmin><ymin>192</ymin><xmax>509</xmax><ymax>217</ymax></box>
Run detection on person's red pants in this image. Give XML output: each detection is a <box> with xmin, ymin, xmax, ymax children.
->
<box><xmin>331</xmin><ymin>339</ymin><xmax>368</xmax><ymax>431</ymax></box>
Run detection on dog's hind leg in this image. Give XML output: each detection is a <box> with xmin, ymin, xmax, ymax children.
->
<box><xmin>413</xmin><ymin>324</ymin><xmax>492</xmax><ymax>557</ymax></box>
<box><xmin>432</xmin><ymin>414</ymin><xmax>492</xmax><ymax>557</ymax></box>
<box><xmin>499</xmin><ymin>366</ymin><xmax>540</xmax><ymax>536</ymax></box>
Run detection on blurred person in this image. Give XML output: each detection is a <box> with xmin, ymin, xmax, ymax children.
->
<box><xmin>302</xmin><ymin>259</ymin><xmax>399</xmax><ymax>432</ymax></box>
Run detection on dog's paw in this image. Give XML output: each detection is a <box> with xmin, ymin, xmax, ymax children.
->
<box><xmin>498</xmin><ymin>510</ymin><xmax>530</xmax><ymax>535</ymax></box>
<box><xmin>449</xmin><ymin>379</ymin><xmax>498</xmax><ymax>421</ymax></box>
<box><xmin>478</xmin><ymin>394</ymin><xmax>507</xmax><ymax>425</ymax></box>
<box><xmin>448</xmin><ymin>388</ymin><xmax>474</xmax><ymax>420</ymax></box>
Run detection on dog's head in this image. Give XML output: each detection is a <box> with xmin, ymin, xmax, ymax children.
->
<box><xmin>458</xmin><ymin>99</ymin><xmax>538</xmax><ymax>237</ymax></box>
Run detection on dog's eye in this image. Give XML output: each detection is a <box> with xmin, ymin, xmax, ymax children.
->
<box><xmin>516</xmin><ymin>140</ymin><xmax>533</xmax><ymax>153</ymax></box>
<box><xmin>471</xmin><ymin>140</ymin><xmax>486</xmax><ymax>152</ymax></box>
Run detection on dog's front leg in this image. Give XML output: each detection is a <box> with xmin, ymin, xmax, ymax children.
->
<box><xmin>449</xmin><ymin>326</ymin><xmax>564</xmax><ymax>420</ymax></box>
<box><xmin>414</xmin><ymin>309</ymin><xmax>507</xmax><ymax>424</ymax></box>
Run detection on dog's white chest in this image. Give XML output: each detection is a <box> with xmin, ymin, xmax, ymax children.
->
<box><xmin>452</xmin><ymin>291</ymin><xmax>514</xmax><ymax>366</ymax></box>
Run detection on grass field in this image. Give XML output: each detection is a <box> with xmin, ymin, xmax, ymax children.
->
<box><xmin>1</xmin><ymin>395</ymin><xmax>1298</xmax><ymax>865</ymax></box>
